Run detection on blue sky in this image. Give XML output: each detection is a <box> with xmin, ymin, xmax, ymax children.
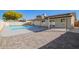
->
<box><xmin>0</xmin><ymin>10</ymin><xmax>79</xmax><ymax>20</ymax></box>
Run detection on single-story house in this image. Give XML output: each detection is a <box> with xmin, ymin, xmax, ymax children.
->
<box><xmin>32</xmin><ymin>13</ymin><xmax>76</xmax><ymax>29</ymax></box>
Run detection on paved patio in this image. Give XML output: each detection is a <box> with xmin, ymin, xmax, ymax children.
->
<box><xmin>40</xmin><ymin>32</ymin><xmax>79</xmax><ymax>49</ymax></box>
<box><xmin>0</xmin><ymin>29</ymin><xmax>65</xmax><ymax>49</ymax></box>
<box><xmin>0</xmin><ymin>25</ymin><xmax>47</xmax><ymax>37</ymax></box>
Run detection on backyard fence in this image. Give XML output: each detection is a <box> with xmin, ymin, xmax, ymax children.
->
<box><xmin>74</xmin><ymin>21</ymin><xmax>79</xmax><ymax>27</ymax></box>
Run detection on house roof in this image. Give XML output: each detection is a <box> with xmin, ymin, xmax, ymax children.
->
<box><xmin>32</xmin><ymin>12</ymin><xmax>76</xmax><ymax>21</ymax></box>
<box><xmin>45</xmin><ymin>13</ymin><xmax>74</xmax><ymax>19</ymax></box>
<box><xmin>31</xmin><ymin>19</ymin><xmax>45</xmax><ymax>21</ymax></box>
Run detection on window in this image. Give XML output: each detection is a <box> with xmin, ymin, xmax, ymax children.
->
<box><xmin>42</xmin><ymin>20</ymin><xmax>45</xmax><ymax>22</ymax></box>
<box><xmin>61</xmin><ymin>18</ymin><xmax>65</xmax><ymax>22</ymax></box>
<box><xmin>50</xmin><ymin>20</ymin><xmax>55</xmax><ymax>22</ymax></box>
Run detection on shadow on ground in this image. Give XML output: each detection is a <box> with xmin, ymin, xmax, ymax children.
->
<box><xmin>24</xmin><ymin>25</ymin><xmax>65</xmax><ymax>32</ymax></box>
<box><xmin>39</xmin><ymin>32</ymin><xmax>79</xmax><ymax>49</ymax></box>
<box><xmin>24</xmin><ymin>25</ymin><xmax>48</xmax><ymax>32</ymax></box>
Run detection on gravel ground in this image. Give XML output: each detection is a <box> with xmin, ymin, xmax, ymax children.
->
<box><xmin>40</xmin><ymin>32</ymin><xmax>79</xmax><ymax>49</ymax></box>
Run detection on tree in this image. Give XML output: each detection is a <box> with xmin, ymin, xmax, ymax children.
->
<box><xmin>3</xmin><ymin>11</ymin><xmax>23</xmax><ymax>21</ymax></box>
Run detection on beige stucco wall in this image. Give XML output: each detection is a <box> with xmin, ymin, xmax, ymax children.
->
<box><xmin>71</xmin><ymin>14</ymin><xmax>76</xmax><ymax>27</ymax></box>
<box><xmin>49</xmin><ymin>17</ymin><xmax>72</xmax><ymax>28</ymax></box>
<box><xmin>49</xmin><ymin>18</ymin><xmax>65</xmax><ymax>28</ymax></box>
<box><xmin>54</xmin><ymin>18</ymin><xmax>65</xmax><ymax>28</ymax></box>
<box><xmin>33</xmin><ymin>18</ymin><xmax>72</xmax><ymax>28</ymax></box>
<box><xmin>9</xmin><ymin>22</ymin><xmax>27</xmax><ymax>26</ymax></box>
<box><xmin>66</xmin><ymin>17</ymin><xmax>72</xmax><ymax>28</ymax></box>
<box><xmin>33</xmin><ymin>15</ymin><xmax>75</xmax><ymax>29</ymax></box>
<box><xmin>41</xmin><ymin>20</ymin><xmax>49</xmax><ymax>27</ymax></box>
<box><xmin>33</xmin><ymin>21</ymin><xmax>41</xmax><ymax>26</ymax></box>
<box><xmin>33</xmin><ymin>20</ymin><xmax>50</xmax><ymax>27</ymax></box>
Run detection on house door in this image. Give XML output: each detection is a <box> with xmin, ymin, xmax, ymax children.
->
<box><xmin>50</xmin><ymin>20</ymin><xmax>55</xmax><ymax>28</ymax></box>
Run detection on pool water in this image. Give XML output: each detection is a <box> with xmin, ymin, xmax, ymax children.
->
<box><xmin>4</xmin><ymin>25</ymin><xmax>46</xmax><ymax>32</ymax></box>
<box><xmin>5</xmin><ymin>25</ymin><xmax>34</xmax><ymax>30</ymax></box>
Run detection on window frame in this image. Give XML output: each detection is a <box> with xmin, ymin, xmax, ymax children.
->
<box><xmin>61</xmin><ymin>18</ymin><xmax>65</xmax><ymax>22</ymax></box>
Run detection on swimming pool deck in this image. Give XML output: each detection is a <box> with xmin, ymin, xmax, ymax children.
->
<box><xmin>0</xmin><ymin>29</ymin><xmax>65</xmax><ymax>49</ymax></box>
<box><xmin>0</xmin><ymin>29</ymin><xmax>33</xmax><ymax>37</ymax></box>
<box><xmin>0</xmin><ymin>25</ymin><xmax>47</xmax><ymax>37</ymax></box>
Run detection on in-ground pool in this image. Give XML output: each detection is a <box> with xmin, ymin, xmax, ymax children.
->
<box><xmin>5</xmin><ymin>25</ymin><xmax>35</xmax><ymax>30</ymax></box>
<box><xmin>4</xmin><ymin>25</ymin><xmax>47</xmax><ymax>32</ymax></box>
<box><xmin>0</xmin><ymin>25</ymin><xmax>47</xmax><ymax>37</ymax></box>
